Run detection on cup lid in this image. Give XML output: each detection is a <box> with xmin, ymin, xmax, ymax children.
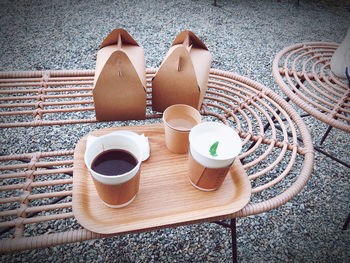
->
<box><xmin>189</xmin><ymin>122</ymin><xmax>242</xmax><ymax>161</ymax></box>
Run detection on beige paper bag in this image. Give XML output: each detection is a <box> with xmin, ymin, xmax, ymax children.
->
<box><xmin>93</xmin><ymin>28</ymin><xmax>146</xmax><ymax>121</ymax></box>
<box><xmin>152</xmin><ymin>30</ymin><xmax>212</xmax><ymax>112</ymax></box>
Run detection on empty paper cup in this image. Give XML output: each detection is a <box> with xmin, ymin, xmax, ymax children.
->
<box><xmin>84</xmin><ymin>131</ymin><xmax>150</xmax><ymax>208</ymax></box>
<box><xmin>162</xmin><ymin>104</ymin><xmax>201</xmax><ymax>154</ymax></box>
<box><xmin>188</xmin><ymin>122</ymin><xmax>242</xmax><ymax>191</ymax></box>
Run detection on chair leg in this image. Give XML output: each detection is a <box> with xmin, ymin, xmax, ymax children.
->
<box><xmin>343</xmin><ymin>213</ymin><xmax>350</xmax><ymax>230</ymax></box>
<box><xmin>213</xmin><ymin>219</ymin><xmax>238</xmax><ymax>262</ymax></box>
<box><xmin>231</xmin><ymin>218</ymin><xmax>237</xmax><ymax>263</ymax></box>
<box><xmin>319</xmin><ymin>125</ymin><xmax>333</xmax><ymax>145</ymax></box>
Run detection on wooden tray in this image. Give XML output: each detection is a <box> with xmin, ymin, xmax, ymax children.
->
<box><xmin>72</xmin><ymin>123</ymin><xmax>251</xmax><ymax>234</ymax></box>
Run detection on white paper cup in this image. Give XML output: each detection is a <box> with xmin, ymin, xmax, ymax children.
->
<box><xmin>84</xmin><ymin>131</ymin><xmax>149</xmax><ymax>208</ymax></box>
<box><xmin>188</xmin><ymin>122</ymin><xmax>242</xmax><ymax>191</ymax></box>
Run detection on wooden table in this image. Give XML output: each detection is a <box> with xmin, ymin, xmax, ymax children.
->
<box><xmin>0</xmin><ymin>68</ymin><xmax>314</xmax><ymax>260</ymax></box>
<box><xmin>272</xmin><ymin>42</ymin><xmax>350</xmax><ymax>229</ymax></box>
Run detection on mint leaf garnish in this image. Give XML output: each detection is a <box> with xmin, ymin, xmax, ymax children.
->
<box><xmin>209</xmin><ymin>141</ymin><xmax>219</xmax><ymax>157</ymax></box>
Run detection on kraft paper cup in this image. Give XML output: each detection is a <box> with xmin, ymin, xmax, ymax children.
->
<box><xmin>84</xmin><ymin>131</ymin><xmax>150</xmax><ymax>208</ymax></box>
<box><xmin>188</xmin><ymin>122</ymin><xmax>242</xmax><ymax>191</ymax></box>
<box><xmin>162</xmin><ymin>104</ymin><xmax>201</xmax><ymax>154</ymax></box>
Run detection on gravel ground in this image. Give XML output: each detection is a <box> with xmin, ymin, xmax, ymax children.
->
<box><xmin>0</xmin><ymin>0</ymin><xmax>349</xmax><ymax>262</ymax></box>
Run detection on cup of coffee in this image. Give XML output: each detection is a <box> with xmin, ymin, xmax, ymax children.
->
<box><xmin>188</xmin><ymin>122</ymin><xmax>242</xmax><ymax>191</ymax></box>
<box><xmin>84</xmin><ymin>131</ymin><xmax>150</xmax><ymax>208</ymax></box>
<box><xmin>162</xmin><ymin>104</ymin><xmax>201</xmax><ymax>154</ymax></box>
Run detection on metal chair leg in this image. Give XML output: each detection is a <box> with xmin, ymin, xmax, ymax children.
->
<box><xmin>213</xmin><ymin>219</ymin><xmax>238</xmax><ymax>262</ymax></box>
<box><xmin>343</xmin><ymin>213</ymin><xmax>350</xmax><ymax>230</ymax></box>
<box><xmin>231</xmin><ymin>218</ymin><xmax>237</xmax><ymax>263</ymax></box>
<box><xmin>319</xmin><ymin>125</ymin><xmax>333</xmax><ymax>145</ymax></box>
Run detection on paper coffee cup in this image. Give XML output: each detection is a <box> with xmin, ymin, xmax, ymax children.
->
<box><xmin>84</xmin><ymin>131</ymin><xmax>149</xmax><ymax>208</ymax></box>
<box><xmin>188</xmin><ymin>122</ymin><xmax>242</xmax><ymax>191</ymax></box>
<box><xmin>162</xmin><ymin>104</ymin><xmax>201</xmax><ymax>154</ymax></box>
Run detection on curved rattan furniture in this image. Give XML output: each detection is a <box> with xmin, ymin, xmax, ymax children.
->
<box><xmin>273</xmin><ymin>42</ymin><xmax>350</xmax><ymax>133</ymax></box>
<box><xmin>0</xmin><ymin>68</ymin><xmax>314</xmax><ymax>252</ymax></box>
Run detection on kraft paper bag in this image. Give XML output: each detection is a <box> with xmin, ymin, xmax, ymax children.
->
<box><xmin>152</xmin><ymin>30</ymin><xmax>212</xmax><ymax>112</ymax></box>
<box><xmin>93</xmin><ymin>28</ymin><xmax>146</xmax><ymax>121</ymax></box>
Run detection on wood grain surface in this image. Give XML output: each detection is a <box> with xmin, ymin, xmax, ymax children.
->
<box><xmin>72</xmin><ymin>123</ymin><xmax>251</xmax><ymax>234</ymax></box>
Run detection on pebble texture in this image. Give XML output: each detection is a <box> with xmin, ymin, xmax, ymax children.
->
<box><xmin>0</xmin><ymin>0</ymin><xmax>349</xmax><ymax>262</ymax></box>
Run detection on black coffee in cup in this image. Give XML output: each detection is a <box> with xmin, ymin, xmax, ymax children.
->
<box><xmin>91</xmin><ymin>149</ymin><xmax>137</xmax><ymax>176</ymax></box>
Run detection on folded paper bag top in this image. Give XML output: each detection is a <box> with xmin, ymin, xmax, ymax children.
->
<box><xmin>152</xmin><ymin>30</ymin><xmax>212</xmax><ymax>112</ymax></box>
<box><xmin>93</xmin><ymin>28</ymin><xmax>147</xmax><ymax>121</ymax></box>
<box><xmin>330</xmin><ymin>26</ymin><xmax>350</xmax><ymax>79</ymax></box>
